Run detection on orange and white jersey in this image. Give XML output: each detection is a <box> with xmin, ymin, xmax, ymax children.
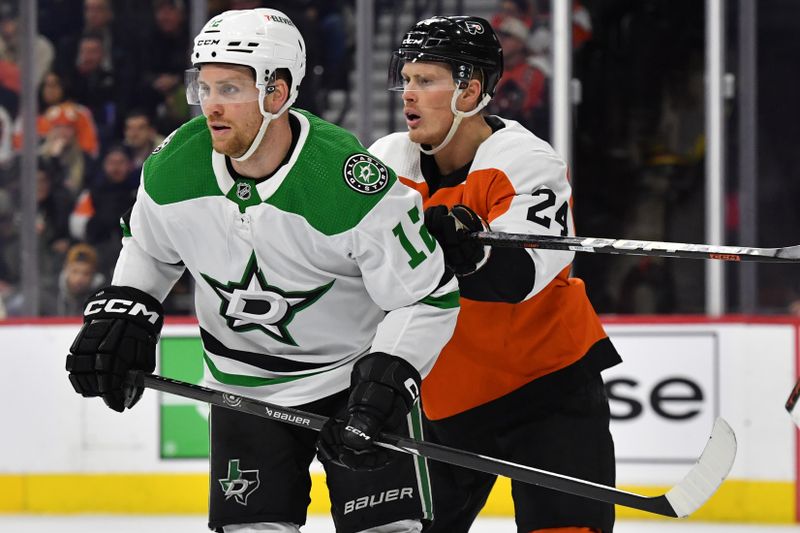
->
<box><xmin>370</xmin><ymin>117</ymin><xmax>616</xmax><ymax>420</ymax></box>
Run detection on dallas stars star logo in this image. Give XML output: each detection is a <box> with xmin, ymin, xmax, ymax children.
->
<box><xmin>201</xmin><ymin>253</ymin><xmax>333</xmax><ymax>346</ymax></box>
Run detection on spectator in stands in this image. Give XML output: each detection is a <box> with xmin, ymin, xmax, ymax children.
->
<box><xmin>491</xmin><ymin>0</ymin><xmax>535</xmax><ymax>29</ymax></box>
<box><xmin>0</xmin><ymin>160</ymin><xmax>77</xmax><ymax>315</ymax></box>
<box><xmin>12</xmin><ymin>71</ymin><xmax>99</xmax><ymax>173</ymax></box>
<box><xmin>36</xmin><ymin>158</ymin><xmax>75</xmax><ymax>273</ymax></box>
<box><xmin>0</xmin><ymin>2</ymin><xmax>21</xmax><ymax>119</ymax></box>
<box><xmin>487</xmin><ymin>15</ymin><xmax>549</xmax><ymax>138</ymax></box>
<box><xmin>123</xmin><ymin>109</ymin><xmax>163</xmax><ymax>174</ymax></box>
<box><xmin>135</xmin><ymin>0</ymin><xmax>191</xmax><ymax>135</ymax></box>
<box><xmin>38</xmin><ymin>104</ymin><xmax>94</xmax><ymax>195</ymax></box>
<box><xmin>55</xmin><ymin>0</ymin><xmax>134</xmax><ymax>78</ymax></box>
<box><xmin>69</xmin><ymin>144</ymin><xmax>137</xmax><ymax>278</ymax></box>
<box><xmin>41</xmin><ymin>242</ymin><xmax>105</xmax><ymax>316</ymax></box>
<box><xmin>37</xmin><ymin>72</ymin><xmax>100</xmax><ymax>159</ymax></box>
<box><xmin>61</xmin><ymin>31</ymin><xmax>118</xmax><ymax>148</ymax></box>
<box><xmin>0</xmin><ymin>61</ymin><xmax>16</xmax><ymax>121</ymax></box>
<box><xmin>0</xmin><ymin>2</ymin><xmax>55</xmax><ymax>90</ymax></box>
<box><xmin>492</xmin><ymin>0</ymin><xmax>593</xmax><ymax>54</ymax></box>
<box><xmin>570</xmin><ymin>0</ymin><xmax>593</xmax><ymax>50</ymax></box>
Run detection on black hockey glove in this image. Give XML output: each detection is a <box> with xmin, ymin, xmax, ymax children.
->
<box><xmin>424</xmin><ymin>204</ymin><xmax>489</xmax><ymax>276</ymax></box>
<box><xmin>317</xmin><ymin>352</ymin><xmax>421</xmax><ymax>471</ymax></box>
<box><xmin>65</xmin><ymin>285</ymin><xmax>163</xmax><ymax>412</ymax></box>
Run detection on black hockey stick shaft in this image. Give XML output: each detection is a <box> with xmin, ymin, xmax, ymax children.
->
<box><xmin>471</xmin><ymin>231</ymin><xmax>800</xmax><ymax>263</ymax></box>
<box><xmin>141</xmin><ymin>373</ymin><xmax>735</xmax><ymax>518</ymax></box>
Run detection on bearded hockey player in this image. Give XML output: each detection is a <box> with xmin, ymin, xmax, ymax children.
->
<box><xmin>65</xmin><ymin>8</ymin><xmax>459</xmax><ymax>533</ymax></box>
<box><xmin>369</xmin><ymin>16</ymin><xmax>622</xmax><ymax>533</ymax></box>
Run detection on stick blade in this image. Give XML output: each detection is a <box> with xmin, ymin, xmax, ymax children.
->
<box><xmin>776</xmin><ymin>245</ymin><xmax>800</xmax><ymax>261</ymax></box>
<box><xmin>664</xmin><ymin>418</ymin><xmax>737</xmax><ymax>518</ymax></box>
<box><xmin>784</xmin><ymin>379</ymin><xmax>800</xmax><ymax>427</ymax></box>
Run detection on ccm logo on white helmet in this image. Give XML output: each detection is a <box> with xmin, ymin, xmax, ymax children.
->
<box><xmin>85</xmin><ymin>299</ymin><xmax>161</xmax><ymax>325</ymax></box>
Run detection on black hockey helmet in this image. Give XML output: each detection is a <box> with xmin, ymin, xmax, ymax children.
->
<box><xmin>389</xmin><ymin>16</ymin><xmax>504</xmax><ymax>98</ymax></box>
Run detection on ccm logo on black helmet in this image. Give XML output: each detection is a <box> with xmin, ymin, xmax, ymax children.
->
<box><xmin>85</xmin><ymin>299</ymin><xmax>161</xmax><ymax>325</ymax></box>
<box><xmin>401</xmin><ymin>36</ymin><xmax>423</xmax><ymax>45</ymax></box>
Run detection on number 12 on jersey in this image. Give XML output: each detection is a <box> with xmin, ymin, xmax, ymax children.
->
<box><xmin>392</xmin><ymin>205</ymin><xmax>437</xmax><ymax>269</ymax></box>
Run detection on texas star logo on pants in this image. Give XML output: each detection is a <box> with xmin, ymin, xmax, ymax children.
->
<box><xmin>219</xmin><ymin>459</ymin><xmax>260</xmax><ymax>506</ymax></box>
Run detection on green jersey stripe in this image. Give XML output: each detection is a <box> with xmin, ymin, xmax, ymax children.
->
<box><xmin>204</xmin><ymin>353</ymin><xmax>311</xmax><ymax>386</ymax></box>
<box><xmin>409</xmin><ymin>403</ymin><xmax>433</xmax><ymax>520</ymax></box>
<box><xmin>420</xmin><ymin>289</ymin><xmax>460</xmax><ymax>309</ymax></box>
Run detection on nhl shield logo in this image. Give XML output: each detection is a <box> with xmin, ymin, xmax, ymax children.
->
<box><xmin>237</xmin><ymin>182</ymin><xmax>252</xmax><ymax>200</ymax></box>
<box><xmin>343</xmin><ymin>154</ymin><xmax>389</xmax><ymax>194</ymax></box>
<box><xmin>463</xmin><ymin>21</ymin><xmax>484</xmax><ymax>35</ymax></box>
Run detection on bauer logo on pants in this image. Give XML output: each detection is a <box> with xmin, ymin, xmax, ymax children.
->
<box><xmin>219</xmin><ymin>459</ymin><xmax>260</xmax><ymax>506</ymax></box>
<box><xmin>343</xmin><ymin>154</ymin><xmax>389</xmax><ymax>194</ymax></box>
<box><xmin>344</xmin><ymin>487</ymin><xmax>414</xmax><ymax>515</ymax></box>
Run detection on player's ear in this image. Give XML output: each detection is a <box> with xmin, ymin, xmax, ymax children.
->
<box><xmin>457</xmin><ymin>78</ymin><xmax>483</xmax><ymax>111</ymax></box>
<box><xmin>266</xmin><ymin>78</ymin><xmax>290</xmax><ymax>113</ymax></box>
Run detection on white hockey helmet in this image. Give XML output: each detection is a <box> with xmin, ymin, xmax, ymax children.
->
<box><xmin>187</xmin><ymin>8</ymin><xmax>307</xmax><ymax>160</ymax></box>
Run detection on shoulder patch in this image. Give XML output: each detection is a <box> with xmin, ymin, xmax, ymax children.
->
<box><xmin>342</xmin><ymin>153</ymin><xmax>390</xmax><ymax>194</ymax></box>
<box><xmin>151</xmin><ymin>129</ymin><xmax>177</xmax><ymax>155</ymax></box>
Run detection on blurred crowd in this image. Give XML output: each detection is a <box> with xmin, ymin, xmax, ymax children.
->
<box><xmin>0</xmin><ymin>0</ymin><xmax>593</xmax><ymax>319</ymax></box>
<box><xmin>2</xmin><ymin>0</ymin><xmax>795</xmax><ymax>318</ymax></box>
<box><xmin>486</xmin><ymin>0</ymin><xmax>592</xmax><ymax>141</ymax></box>
<box><xmin>0</xmin><ymin>0</ymin><xmax>355</xmax><ymax>318</ymax></box>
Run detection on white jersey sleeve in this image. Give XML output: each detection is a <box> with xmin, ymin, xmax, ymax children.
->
<box><xmin>477</xmin><ymin>130</ymin><xmax>575</xmax><ymax>297</ymax></box>
<box><xmin>351</xmin><ymin>180</ymin><xmax>460</xmax><ymax>377</ymax></box>
<box><xmin>112</xmin><ymin>180</ymin><xmax>185</xmax><ymax>301</ymax></box>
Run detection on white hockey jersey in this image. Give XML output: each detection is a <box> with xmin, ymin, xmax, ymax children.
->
<box><xmin>370</xmin><ymin>117</ymin><xmax>617</xmax><ymax>420</ymax></box>
<box><xmin>113</xmin><ymin>109</ymin><xmax>460</xmax><ymax>406</ymax></box>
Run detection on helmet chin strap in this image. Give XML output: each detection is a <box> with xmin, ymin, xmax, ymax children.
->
<box><xmin>232</xmin><ymin>87</ymin><xmax>295</xmax><ymax>162</ymax></box>
<box><xmin>419</xmin><ymin>90</ymin><xmax>492</xmax><ymax>156</ymax></box>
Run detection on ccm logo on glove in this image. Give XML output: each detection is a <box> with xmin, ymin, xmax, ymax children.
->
<box><xmin>66</xmin><ymin>285</ymin><xmax>164</xmax><ymax>412</ymax></box>
<box><xmin>84</xmin><ymin>298</ymin><xmax>161</xmax><ymax>324</ymax></box>
<box><xmin>345</xmin><ymin>425</ymin><xmax>371</xmax><ymax>441</ymax></box>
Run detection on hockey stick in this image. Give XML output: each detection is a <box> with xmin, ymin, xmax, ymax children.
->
<box><xmin>784</xmin><ymin>378</ymin><xmax>800</xmax><ymax>427</ymax></box>
<box><xmin>139</xmin><ymin>373</ymin><xmax>736</xmax><ymax>518</ymax></box>
<box><xmin>471</xmin><ymin>231</ymin><xmax>800</xmax><ymax>263</ymax></box>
